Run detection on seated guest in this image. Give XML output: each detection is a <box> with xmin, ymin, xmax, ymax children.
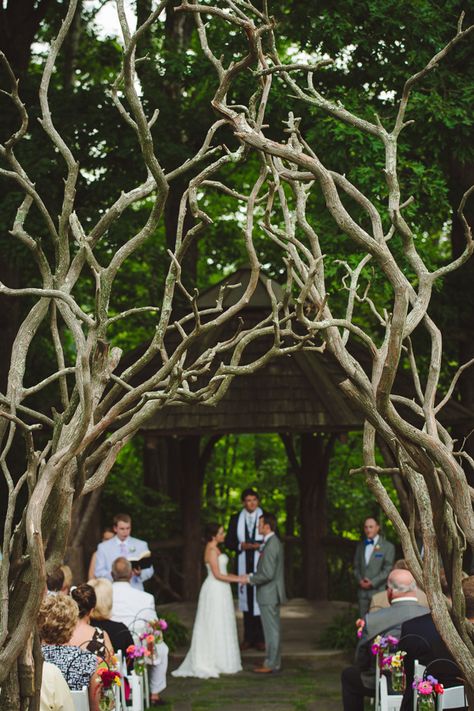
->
<box><xmin>46</xmin><ymin>568</ymin><xmax>65</xmax><ymax>596</ymax></box>
<box><xmin>38</xmin><ymin>594</ymin><xmax>100</xmax><ymax>711</ymax></box>
<box><xmin>40</xmin><ymin>662</ymin><xmax>74</xmax><ymax>711</ymax></box>
<box><xmin>88</xmin><ymin>528</ymin><xmax>114</xmax><ymax>581</ymax></box>
<box><xmin>369</xmin><ymin>559</ymin><xmax>428</xmax><ymax>611</ymax></box>
<box><xmin>341</xmin><ymin>568</ymin><xmax>428</xmax><ymax>711</ymax></box>
<box><xmin>88</xmin><ymin>577</ymin><xmax>134</xmax><ymax>657</ymax></box>
<box><xmin>111</xmin><ymin>557</ymin><xmax>168</xmax><ymax>706</ymax></box>
<box><xmin>398</xmin><ymin>574</ymin><xmax>474</xmax><ymax>711</ymax></box>
<box><xmin>69</xmin><ymin>584</ymin><xmax>114</xmax><ymax>661</ymax></box>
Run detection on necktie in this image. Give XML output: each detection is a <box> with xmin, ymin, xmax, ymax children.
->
<box><xmin>120</xmin><ymin>542</ymin><xmax>127</xmax><ymax>556</ymax></box>
<box><xmin>364</xmin><ymin>539</ymin><xmax>374</xmax><ymax>546</ymax></box>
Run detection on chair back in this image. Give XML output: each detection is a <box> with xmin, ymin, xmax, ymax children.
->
<box><xmin>379</xmin><ymin>674</ymin><xmax>403</xmax><ymax>711</ymax></box>
<box><xmin>70</xmin><ymin>686</ymin><xmax>89</xmax><ymax>711</ymax></box>
<box><xmin>413</xmin><ymin>660</ymin><xmax>426</xmax><ymax>711</ymax></box>
<box><xmin>436</xmin><ymin>685</ymin><xmax>467</xmax><ymax>710</ymax></box>
<box><xmin>130</xmin><ymin>671</ymin><xmax>145</xmax><ymax>711</ymax></box>
<box><xmin>375</xmin><ymin>661</ymin><xmax>381</xmax><ymax>710</ymax></box>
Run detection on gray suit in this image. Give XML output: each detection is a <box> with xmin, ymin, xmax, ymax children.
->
<box><xmin>353</xmin><ymin>536</ymin><xmax>395</xmax><ymax>615</ymax></box>
<box><xmin>249</xmin><ymin>533</ymin><xmax>286</xmax><ymax>670</ymax></box>
<box><xmin>356</xmin><ymin>599</ymin><xmax>429</xmax><ymax>688</ymax></box>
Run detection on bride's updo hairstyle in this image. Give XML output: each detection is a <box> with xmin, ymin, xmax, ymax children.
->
<box><xmin>203</xmin><ymin>522</ymin><xmax>220</xmax><ymax>542</ymax></box>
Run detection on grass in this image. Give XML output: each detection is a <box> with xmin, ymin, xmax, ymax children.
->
<box><xmin>163</xmin><ymin>658</ymin><xmax>349</xmax><ymax>710</ymax></box>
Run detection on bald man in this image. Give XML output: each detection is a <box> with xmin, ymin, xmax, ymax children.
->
<box><xmin>111</xmin><ymin>557</ymin><xmax>168</xmax><ymax>706</ymax></box>
<box><xmin>341</xmin><ymin>568</ymin><xmax>429</xmax><ymax>711</ymax></box>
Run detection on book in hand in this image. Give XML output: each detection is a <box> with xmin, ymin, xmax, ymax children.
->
<box><xmin>127</xmin><ymin>550</ymin><xmax>153</xmax><ymax>570</ymax></box>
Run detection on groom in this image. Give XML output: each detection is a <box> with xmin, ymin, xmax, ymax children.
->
<box><xmin>246</xmin><ymin>513</ymin><xmax>286</xmax><ymax>673</ymax></box>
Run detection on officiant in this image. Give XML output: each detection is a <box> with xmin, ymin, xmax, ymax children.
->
<box><xmin>225</xmin><ymin>488</ymin><xmax>265</xmax><ymax>650</ymax></box>
<box><xmin>94</xmin><ymin>512</ymin><xmax>154</xmax><ymax>590</ymax></box>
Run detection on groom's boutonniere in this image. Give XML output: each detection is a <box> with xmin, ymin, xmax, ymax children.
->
<box><xmin>129</xmin><ymin>545</ymin><xmax>136</xmax><ymax>553</ymax></box>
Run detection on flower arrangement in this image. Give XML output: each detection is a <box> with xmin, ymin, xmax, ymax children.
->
<box><xmin>370</xmin><ymin>634</ymin><xmax>399</xmax><ymax>666</ymax></box>
<box><xmin>126</xmin><ymin>644</ymin><xmax>151</xmax><ymax>675</ymax></box>
<box><xmin>355</xmin><ymin>618</ymin><xmax>365</xmax><ymax>639</ymax></box>
<box><xmin>413</xmin><ymin>675</ymin><xmax>444</xmax><ymax>710</ymax></box>
<box><xmin>381</xmin><ymin>650</ymin><xmax>406</xmax><ymax>692</ymax></box>
<box><xmin>96</xmin><ymin>667</ymin><xmax>121</xmax><ymax>711</ymax></box>
<box><xmin>138</xmin><ymin>618</ymin><xmax>168</xmax><ymax>663</ymax></box>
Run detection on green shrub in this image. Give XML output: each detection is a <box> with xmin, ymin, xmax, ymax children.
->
<box><xmin>318</xmin><ymin>607</ymin><xmax>358</xmax><ymax>652</ymax></box>
<box><xmin>158</xmin><ymin>610</ymin><xmax>189</xmax><ymax>653</ymax></box>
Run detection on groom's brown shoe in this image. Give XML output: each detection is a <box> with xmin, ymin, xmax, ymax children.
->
<box><xmin>253</xmin><ymin>666</ymin><xmax>274</xmax><ymax>674</ymax></box>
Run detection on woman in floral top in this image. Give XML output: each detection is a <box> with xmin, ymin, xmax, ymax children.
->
<box><xmin>38</xmin><ymin>594</ymin><xmax>100</xmax><ymax>711</ymax></box>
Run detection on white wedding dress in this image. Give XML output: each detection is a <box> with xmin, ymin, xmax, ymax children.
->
<box><xmin>172</xmin><ymin>553</ymin><xmax>242</xmax><ymax>678</ymax></box>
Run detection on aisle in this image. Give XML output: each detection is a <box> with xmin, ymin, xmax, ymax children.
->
<box><xmin>166</xmin><ymin>657</ymin><xmax>347</xmax><ymax>710</ymax></box>
<box><xmin>158</xmin><ymin>598</ymin><xmax>354</xmax><ymax>709</ymax></box>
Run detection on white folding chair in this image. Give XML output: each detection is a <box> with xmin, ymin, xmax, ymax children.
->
<box><xmin>379</xmin><ymin>674</ymin><xmax>403</xmax><ymax>711</ymax></box>
<box><xmin>413</xmin><ymin>660</ymin><xmax>426</xmax><ymax>711</ymax></box>
<box><xmin>130</xmin><ymin>671</ymin><xmax>145</xmax><ymax>711</ymax></box>
<box><xmin>436</xmin><ymin>685</ymin><xmax>467</xmax><ymax>710</ymax></box>
<box><xmin>70</xmin><ymin>686</ymin><xmax>89</xmax><ymax>711</ymax></box>
<box><xmin>375</xmin><ymin>662</ymin><xmax>381</xmax><ymax>710</ymax></box>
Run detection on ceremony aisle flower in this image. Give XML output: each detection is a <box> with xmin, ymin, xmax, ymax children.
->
<box><xmin>370</xmin><ymin>634</ymin><xmax>399</xmax><ymax>667</ymax></box>
<box><xmin>412</xmin><ymin>675</ymin><xmax>444</xmax><ymax>710</ymax></box>
<box><xmin>138</xmin><ymin>618</ymin><xmax>168</xmax><ymax>665</ymax></box>
<box><xmin>126</xmin><ymin>644</ymin><xmax>151</xmax><ymax>675</ymax></box>
<box><xmin>381</xmin><ymin>650</ymin><xmax>406</xmax><ymax>692</ymax></box>
<box><xmin>96</xmin><ymin>667</ymin><xmax>121</xmax><ymax>711</ymax></box>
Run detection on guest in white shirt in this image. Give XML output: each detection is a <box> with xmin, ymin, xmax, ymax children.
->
<box><xmin>40</xmin><ymin>662</ymin><xmax>74</xmax><ymax>711</ymax></box>
<box><xmin>111</xmin><ymin>557</ymin><xmax>168</xmax><ymax>705</ymax></box>
<box><xmin>94</xmin><ymin>513</ymin><xmax>154</xmax><ymax>590</ymax></box>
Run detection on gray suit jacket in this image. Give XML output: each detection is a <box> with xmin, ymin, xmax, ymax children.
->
<box><xmin>250</xmin><ymin>534</ymin><xmax>287</xmax><ymax>606</ymax></box>
<box><xmin>353</xmin><ymin>536</ymin><xmax>395</xmax><ymax>592</ymax></box>
<box><xmin>356</xmin><ymin>598</ymin><xmax>429</xmax><ymax>688</ymax></box>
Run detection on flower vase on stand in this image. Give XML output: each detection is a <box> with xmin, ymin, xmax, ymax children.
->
<box><xmin>417</xmin><ymin>696</ymin><xmax>435</xmax><ymax>711</ymax></box>
<box><xmin>99</xmin><ymin>689</ymin><xmax>115</xmax><ymax>711</ymax></box>
<box><xmin>391</xmin><ymin>670</ymin><xmax>406</xmax><ymax>693</ymax></box>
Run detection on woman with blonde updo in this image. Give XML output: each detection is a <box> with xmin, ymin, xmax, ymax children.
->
<box><xmin>38</xmin><ymin>594</ymin><xmax>100</xmax><ymax>711</ymax></box>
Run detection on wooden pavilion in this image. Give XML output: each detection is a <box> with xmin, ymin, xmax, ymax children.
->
<box><xmin>138</xmin><ymin>268</ymin><xmax>473</xmax><ymax>600</ymax></box>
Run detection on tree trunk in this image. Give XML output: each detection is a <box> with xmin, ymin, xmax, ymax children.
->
<box><xmin>298</xmin><ymin>433</ymin><xmax>335</xmax><ymax>600</ymax></box>
<box><xmin>284</xmin><ymin>490</ymin><xmax>297</xmax><ymax>598</ymax></box>
<box><xmin>281</xmin><ymin>432</ymin><xmax>335</xmax><ymax>600</ymax></box>
<box><xmin>179</xmin><ymin>435</ymin><xmax>203</xmax><ymax>600</ymax></box>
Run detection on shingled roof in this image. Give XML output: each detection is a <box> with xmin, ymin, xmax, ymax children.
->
<box><xmin>140</xmin><ymin>268</ymin><xmax>473</xmax><ymax>436</ymax></box>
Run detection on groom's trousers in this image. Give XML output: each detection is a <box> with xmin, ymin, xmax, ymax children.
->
<box><xmin>259</xmin><ymin>603</ymin><xmax>281</xmax><ymax>670</ymax></box>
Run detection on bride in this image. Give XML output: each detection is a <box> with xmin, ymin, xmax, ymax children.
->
<box><xmin>172</xmin><ymin>522</ymin><xmax>246</xmax><ymax>678</ymax></box>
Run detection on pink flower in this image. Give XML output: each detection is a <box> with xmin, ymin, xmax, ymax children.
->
<box><xmin>159</xmin><ymin>619</ymin><xmax>168</xmax><ymax>631</ymax></box>
<box><xmin>418</xmin><ymin>681</ymin><xmax>434</xmax><ymax>695</ymax></box>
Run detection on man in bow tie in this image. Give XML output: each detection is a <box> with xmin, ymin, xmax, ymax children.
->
<box><xmin>353</xmin><ymin>516</ymin><xmax>395</xmax><ymax>615</ymax></box>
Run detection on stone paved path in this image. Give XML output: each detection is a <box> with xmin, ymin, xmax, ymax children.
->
<box><xmin>158</xmin><ymin>598</ymin><xmax>356</xmax><ymax>710</ymax></box>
